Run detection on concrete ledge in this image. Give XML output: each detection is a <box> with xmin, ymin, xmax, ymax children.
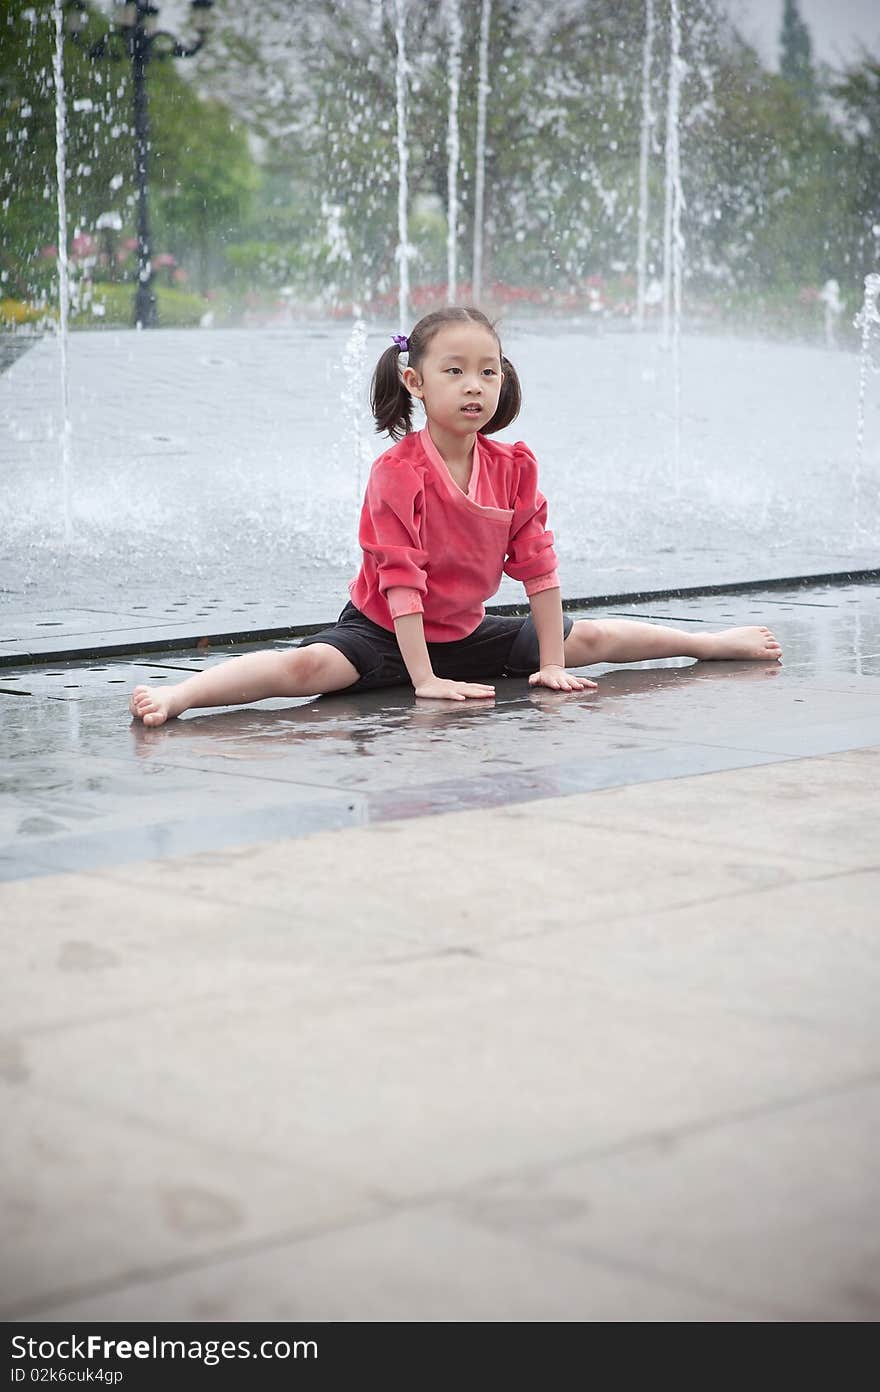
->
<box><xmin>2</xmin><ymin>567</ymin><xmax>877</xmax><ymax>669</ymax></box>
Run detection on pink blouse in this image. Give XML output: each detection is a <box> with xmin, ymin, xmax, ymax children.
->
<box><xmin>348</xmin><ymin>427</ymin><xmax>560</xmax><ymax>643</ymax></box>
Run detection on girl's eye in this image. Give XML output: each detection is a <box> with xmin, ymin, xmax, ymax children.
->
<box><xmin>482</xmin><ymin>368</ymin><xmax>497</xmax><ymax>377</ymax></box>
<box><xmin>445</xmin><ymin>367</ymin><xmax>462</xmax><ymax>375</ymax></box>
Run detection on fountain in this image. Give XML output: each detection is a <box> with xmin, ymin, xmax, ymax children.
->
<box><xmin>471</xmin><ymin>0</ymin><xmax>492</xmax><ymax>305</ymax></box>
<box><xmin>853</xmin><ymin>271</ymin><xmax>880</xmax><ymax>542</ymax></box>
<box><xmin>661</xmin><ymin>0</ymin><xmax>684</xmax><ymax>487</ymax></box>
<box><xmin>819</xmin><ymin>278</ymin><xmax>842</xmax><ymax>349</ymax></box>
<box><xmin>635</xmin><ymin>0</ymin><xmax>656</xmax><ymax>331</ymax></box>
<box><xmin>393</xmin><ymin>0</ymin><xmax>410</xmax><ymax>331</ymax></box>
<box><xmin>2</xmin><ymin>0</ymin><xmax>879</xmax><ymax>639</ymax></box>
<box><xmin>52</xmin><ymin>0</ymin><xmax>73</xmax><ymax>545</ymax></box>
<box><xmin>855</xmin><ymin>273</ymin><xmax>880</xmax><ymax>463</ymax></box>
<box><xmin>341</xmin><ymin>314</ymin><xmax>370</xmax><ymax>504</ymax></box>
<box><xmin>445</xmin><ymin>0</ymin><xmax>463</xmax><ymax>304</ymax></box>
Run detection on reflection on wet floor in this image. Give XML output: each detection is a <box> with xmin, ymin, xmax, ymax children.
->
<box><xmin>1</xmin><ymin>582</ymin><xmax>879</xmax><ymax>880</ymax></box>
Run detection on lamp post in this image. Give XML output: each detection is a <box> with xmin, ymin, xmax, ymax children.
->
<box><xmin>64</xmin><ymin>0</ymin><xmax>214</xmax><ymax>328</ymax></box>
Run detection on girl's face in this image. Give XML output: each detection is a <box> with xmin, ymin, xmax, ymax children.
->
<box><xmin>403</xmin><ymin>323</ymin><xmax>504</xmax><ymax>438</ymax></box>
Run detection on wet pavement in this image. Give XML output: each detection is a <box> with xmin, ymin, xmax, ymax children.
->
<box><xmin>1</xmin><ymin>580</ymin><xmax>878</xmax><ymax>882</ymax></box>
<box><xmin>2</xmin><ymin>579</ymin><xmax>879</xmax><ymax>1320</ymax></box>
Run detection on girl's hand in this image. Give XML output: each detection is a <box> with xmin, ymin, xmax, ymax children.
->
<box><xmin>414</xmin><ymin>676</ymin><xmax>495</xmax><ymax>701</ymax></box>
<box><xmin>529</xmin><ymin>665</ymin><xmax>598</xmax><ymax>692</ymax></box>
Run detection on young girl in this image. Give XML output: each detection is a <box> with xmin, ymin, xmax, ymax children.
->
<box><xmin>130</xmin><ymin>306</ymin><xmax>781</xmax><ymax>726</ymax></box>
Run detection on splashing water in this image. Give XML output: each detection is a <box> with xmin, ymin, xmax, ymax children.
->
<box><xmin>53</xmin><ymin>0</ymin><xmax>73</xmax><ymax>543</ymax></box>
<box><xmin>820</xmin><ymin>278</ymin><xmax>842</xmax><ymax>349</ymax></box>
<box><xmin>635</xmin><ymin>0</ymin><xmax>655</xmax><ymax>331</ymax></box>
<box><xmin>393</xmin><ymin>0</ymin><xmax>410</xmax><ymax>330</ymax></box>
<box><xmin>472</xmin><ymin>0</ymin><xmax>492</xmax><ymax>305</ymax></box>
<box><xmin>855</xmin><ymin>273</ymin><xmax>880</xmax><ymax>460</ymax></box>
<box><xmin>446</xmin><ymin>0</ymin><xmax>462</xmax><ymax>303</ymax></box>
<box><xmin>341</xmin><ymin>315</ymin><xmax>370</xmax><ymax>503</ymax></box>
<box><xmin>662</xmin><ymin>0</ymin><xmax>684</xmax><ymax>488</ymax></box>
<box><xmin>853</xmin><ymin>272</ymin><xmax>880</xmax><ymax>543</ymax></box>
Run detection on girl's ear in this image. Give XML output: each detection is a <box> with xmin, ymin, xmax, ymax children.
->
<box><xmin>402</xmin><ymin>365</ymin><xmax>424</xmax><ymax>399</ymax></box>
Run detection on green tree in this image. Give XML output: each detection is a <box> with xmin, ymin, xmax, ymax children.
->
<box><xmin>832</xmin><ymin>55</ymin><xmax>880</xmax><ymax>278</ymax></box>
<box><xmin>779</xmin><ymin>0</ymin><xmax>815</xmax><ymax>105</ymax></box>
<box><xmin>0</xmin><ymin>1</ymin><xmax>258</xmax><ymax>309</ymax></box>
<box><xmin>687</xmin><ymin>30</ymin><xmax>848</xmax><ymax>292</ymax></box>
<box><xmin>0</xmin><ymin>2</ymin><xmax>133</xmax><ymax>302</ymax></box>
<box><xmin>149</xmin><ymin>73</ymin><xmax>257</xmax><ymax>295</ymax></box>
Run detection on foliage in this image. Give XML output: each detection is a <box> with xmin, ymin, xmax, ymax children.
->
<box><xmin>68</xmin><ymin>280</ymin><xmax>209</xmax><ymax>328</ymax></box>
<box><xmin>779</xmin><ymin>0</ymin><xmax>816</xmax><ymax>105</ymax></box>
<box><xmin>832</xmin><ymin>57</ymin><xmax>880</xmax><ymax>278</ymax></box>
<box><xmin>0</xmin><ymin>298</ymin><xmax>52</xmax><ymax>327</ymax></box>
<box><xmin>3</xmin><ymin>0</ymin><xmax>879</xmax><ymax>331</ymax></box>
<box><xmin>0</xmin><ymin>1</ymin><xmax>258</xmax><ymax>305</ymax></box>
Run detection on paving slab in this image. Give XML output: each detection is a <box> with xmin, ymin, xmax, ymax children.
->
<box><xmin>2</xmin><ymin>1092</ymin><xmax>381</xmax><ymax>1321</ymax></box>
<box><xmin>0</xmin><ymin>871</ymin><xmax>423</xmax><ymax>1034</ymax></box>
<box><xmin>455</xmin><ymin>1083</ymin><xmax>880</xmax><ymax>1321</ymax></box>
<box><xmin>508</xmin><ymin>748</ymin><xmax>880</xmax><ymax>870</ymax></box>
<box><xmin>486</xmin><ymin>867</ymin><xmax>880</xmax><ymax>1038</ymax></box>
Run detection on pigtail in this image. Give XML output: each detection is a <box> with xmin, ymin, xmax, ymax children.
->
<box><xmin>371</xmin><ymin>344</ymin><xmax>414</xmax><ymax>441</ymax></box>
<box><xmin>481</xmin><ymin>354</ymin><xmax>522</xmax><ymax>436</ymax></box>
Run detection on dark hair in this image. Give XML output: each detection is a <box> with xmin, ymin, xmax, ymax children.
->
<box><xmin>370</xmin><ymin>306</ymin><xmax>522</xmax><ymax>441</ymax></box>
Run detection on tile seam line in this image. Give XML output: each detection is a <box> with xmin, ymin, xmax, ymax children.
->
<box><xmin>0</xmin><ymin>938</ymin><xmax>464</xmax><ymax>1043</ymax></box>
<box><xmin>506</xmin><ymin>815</ymin><xmax>880</xmax><ymax>879</ymax></box>
<box><xmin>506</xmin><ymin>1228</ymin><xmax>817</xmax><ymax>1322</ymax></box>
<box><xmin>472</xmin><ymin>860</ymin><xmax>880</xmax><ymax>952</ymax></box>
<box><xmin>83</xmin><ymin>756</ymin><xmax>373</xmax><ymax>798</ymax></box>
<box><xmin>0</xmin><ymin>1202</ymin><xmax>393</xmax><ymax>1324</ymax></box>
<box><xmin>3</xmin><ymin>567</ymin><xmax>878</xmax><ymax>668</ymax></box>
<box><xmin>410</xmin><ymin>1068</ymin><xmax>880</xmax><ymax>1214</ymax></box>
<box><xmin>7</xmin><ymin>1201</ymin><xmax>784</xmax><ymax>1326</ymax></box>
<box><xmin>10</xmin><ymin>851</ymin><xmax>861</xmax><ymax>928</ymax></box>
<box><xmin>42</xmin><ymin>858</ymin><xmax>875</xmax><ymax>980</ymax></box>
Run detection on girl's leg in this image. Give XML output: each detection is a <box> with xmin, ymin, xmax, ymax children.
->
<box><xmin>129</xmin><ymin>643</ymin><xmax>360</xmax><ymax>727</ymax></box>
<box><xmin>563</xmin><ymin>619</ymin><xmax>782</xmax><ymax>667</ymax></box>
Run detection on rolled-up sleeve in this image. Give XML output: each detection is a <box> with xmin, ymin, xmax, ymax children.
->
<box><xmin>503</xmin><ymin>443</ymin><xmax>559</xmax><ymax>588</ymax></box>
<box><xmin>523</xmin><ymin>569</ymin><xmax>560</xmax><ymax>597</ymax></box>
<box><xmin>359</xmin><ymin>458</ymin><xmax>429</xmax><ymax>613</ymax></box>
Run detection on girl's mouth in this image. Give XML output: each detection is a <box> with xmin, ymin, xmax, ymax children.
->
<box><xmin>461</xmin><ymin>404</ymin><xmax>483</xmax><ymax>415</ymax></box>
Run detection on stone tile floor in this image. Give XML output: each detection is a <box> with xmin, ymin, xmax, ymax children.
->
<box><xmin>1</xmin><ymin>580</ymin><xmax>879</xmax><ymax>1320</ymax></box>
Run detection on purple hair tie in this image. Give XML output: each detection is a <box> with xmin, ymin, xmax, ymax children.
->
<box><xmin>391</xmin><ymin>334</ymin><xmax>409</xmax><ymax>352</ymax></box>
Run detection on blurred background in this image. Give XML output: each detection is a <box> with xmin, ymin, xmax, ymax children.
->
<box><xmin>2</xmin><ymin>0</ymin><xmax>878</xmax><ymax>338</ymax></box>
<box><xmin>1</xmin><ymin>0</ymin><xmax>878</xmax><ymax>617</ymax></box>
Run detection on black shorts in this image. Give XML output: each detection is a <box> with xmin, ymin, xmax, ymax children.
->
<box><xmin>298</xmin><ymin>601</ymin><xmax>575</xmax><ymax>693</ymax></box>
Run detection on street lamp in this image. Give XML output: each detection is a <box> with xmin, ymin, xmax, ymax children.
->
<box><xmin>64</xmin><ymin>0</ymin><xmax>214</xmax><ymax>328</ymax></box>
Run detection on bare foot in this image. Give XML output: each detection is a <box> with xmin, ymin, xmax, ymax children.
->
<box><xmin>129</xmin><ymin>684</ymin><xmax>179</xmax><ymax>727</ymax></box>
<box><xmin>700</xmin><ymin>626</ymin><xmax>783</xmax><ymax>662</ymax></box>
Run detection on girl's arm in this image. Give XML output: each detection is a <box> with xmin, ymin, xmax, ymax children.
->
<box><xmin>394</xmin><ymin>612</ymin><xmax>495</xmax><ymax>702</ymax></box>
<box><xmin>527</xmin><ymin>586</ymin><xmax>594</xmax><ymax>692</ymax></box>
<box><xmin>528</xmin><ymin>585</ymin><xmax>566</xmax><ymax>669</ymax></box>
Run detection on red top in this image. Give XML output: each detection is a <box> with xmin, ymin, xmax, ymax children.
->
<box><xmin>348</xmin><ymin>427</ymin><xmax>560</xmax><ymax>642</ymax></box>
